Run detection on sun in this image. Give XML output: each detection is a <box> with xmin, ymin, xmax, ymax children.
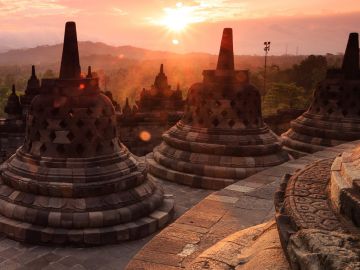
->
<box><xmin>158</xmin><ymin>2</ymin><xmax>201</xmax><ymax>32</ymax></box>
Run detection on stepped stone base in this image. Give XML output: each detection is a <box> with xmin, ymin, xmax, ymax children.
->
<box><xmin>0</xmin><ymin>197</ymin><xmax>174</xmax><ymax>246</ymax></box>
<box><xmin>148</xmin><ymin>123</ymin><xmax>290</xmax><ymax>190</ymax></box>
<box><xmin>275</xmin><ymin>159</ymin><xmax>360</xmax><ymax>270</ymax></box>
<box><xmin>0</xmin><ymin>148</ymin><xmax>175</xmax><ymax>246</ymax></box>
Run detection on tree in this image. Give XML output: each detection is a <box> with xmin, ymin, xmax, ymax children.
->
<box><xmin>290</xmin><ymin>55</ymin><xmax>327</xmax><ymax>91</ymax></box>
<box><xmin>0</xmin><ymin>86</ymin><xmax>11</xmax><ymax>117</ymax></box>
<box><xmin>42</xmin><ymin>69</ymin><xmax>56</xmax><ymax>78</ymax></box>
<box><xmin>262</xmin><ymin>82</ymin><xmax>310</xmax><ymax>116</ymax></box>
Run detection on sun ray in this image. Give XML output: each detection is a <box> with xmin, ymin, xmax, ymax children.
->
<box><xmin>155</xmin><ymin>2</ymin><xmax>204</xmax><ymax>33</ymax></box>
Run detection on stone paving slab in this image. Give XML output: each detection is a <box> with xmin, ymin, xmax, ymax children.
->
<box><xmin>126</xmin><ymin>140</ymin><xmax>359</xmax><ymax>269</ymax></box>
<box><xmin>0</xmin><ymin>179</ymin><xmax>211</xmax><ymax>270</ymax></box>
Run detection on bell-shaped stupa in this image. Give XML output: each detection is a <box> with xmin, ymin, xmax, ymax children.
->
<box><xmin>147</xmin><ymin>28</ymin><xmax>290</xmax><ymax>189</ymax></box>
<box><xmin>282</xmin><ymin>33</ymin><xmax>360</xmax><ymax>157</ymax></box>
<box><xmin>20</xmin><ymin>65</ymin><xmax>41</xmax><ymax>116</ymax></box>
<box><xmin>4</xmin><ymin>85</ymin><xmax>22</xmax><ymax>118</ymax></box>
<box><xmin>0</xmin><ymin>22</ymin><xmax>174</xmax><ymax>245</ymax></box>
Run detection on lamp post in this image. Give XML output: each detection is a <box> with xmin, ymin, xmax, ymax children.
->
<box><xmin>263</xmin><ymin>41</ymin><xmax>271</xmax><ymax>94</ymax></box>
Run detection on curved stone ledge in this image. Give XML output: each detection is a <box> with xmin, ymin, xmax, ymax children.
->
<box><xmin>275</xmin><ymin>155</ymin><xmax>360</xmax><ymax>269</ymax></box>
<box><xmin>127</xmin><ymin>140</ymin><xmax>359</xmax><ymax>269</ymax></box>
<box><xmin>149</xmin><ymin>123</ymin><xmax>290</xmax><ymax>189</ymax></box>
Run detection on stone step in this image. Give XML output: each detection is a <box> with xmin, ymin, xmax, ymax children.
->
<box><xmin>353</xmin><ymin>180</ymin><xmax>360</xmax><ymax>194</ymax></box>
<box><xmin>340</xmin><ymin>188</ymin><xmax>360</xmax><ymax>227</ymax></box>
<box><xmin>147</xmin><ymin>157</ymin><xmax>235</xmax><ymax>189</ymax></box>
<box><xmin>0</xmin><ymin>198</ymin><xmax>174</xmax><ymax>245</ymax></box>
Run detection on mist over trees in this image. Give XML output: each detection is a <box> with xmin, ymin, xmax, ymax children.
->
<box><xmin>0</xmin><ymin>42</ymin><xmax>342</xmax><ymax>117</ymax></box>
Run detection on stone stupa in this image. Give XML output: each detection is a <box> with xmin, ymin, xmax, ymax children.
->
<box><xmin>4</xmin><ymin>85</ymin><xmax>22</xmax><ymax>119</ymax></box>
<box><xmin>147</xmin><ymin>28</ymin><xmax>290</xmax><ymax>190</ymax></box>
<box><xmin>20</xmin><ymin>65</ymin><xmax>41</xmax><ymax>117</ymax></box>
<box><xmin>282</xmin><ymin>33</ymin><xmax>360</xmax><ymax>157</ymax></box>
<box><xmin>0</xmin><ymin>22</ymin><xmax>174</xmax><ymax>245</ymax></box>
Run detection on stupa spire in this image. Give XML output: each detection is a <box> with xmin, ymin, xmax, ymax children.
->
<box><xmin>31</xmin><ymin>65</ymin><xmax>36</xmax><ymax>77</ymax></box>
<box><xmin>11</xmin><ymin>84</ymin><xmax>15</xmax><ymax>94</ymax></box>
<box><xmin>160</xmin><ymin>64</ymin><xmax>164</xmax><ymax>74</ymax></box>
<box><xmin>216</xmin><ymin>28</ymin><xmax>234</xmax><ymax>70</ymax></box>
<box><xmin>342</xmin><ymin>32</ymin><xmax>360</xmax><ymax>79</ymax></box>
<box><xmin>59</xmin><ymin>21</ymin><xmax>81</xmax><ymax>79</ymax></box>
<box><xmin>86</xmin><ymin>66</ymin><xmax>92</xmax><ymax>78</ymax></box>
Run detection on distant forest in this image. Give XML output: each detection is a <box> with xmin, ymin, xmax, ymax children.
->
<box><xmin>0</xmin><ymin>41</ymin><xmax>343</xmax><ymax>117</ymax></box>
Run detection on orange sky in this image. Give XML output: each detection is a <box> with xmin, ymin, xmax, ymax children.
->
<box><xmin>0</xmin><ymin>0</ymin><xmax>360</xmax><ymax>54</ymax></box>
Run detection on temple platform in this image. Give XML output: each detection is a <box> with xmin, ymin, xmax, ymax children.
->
<box><xmin>0</xmin><ymin>142</ymin><xmax>356</xmax><ymax>269</ymax></box>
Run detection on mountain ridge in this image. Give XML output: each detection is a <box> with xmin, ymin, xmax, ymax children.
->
<box><xmin>0</xmin><ymin>41</ymin><xmax>208</xmax><ymax>65</ymax></box>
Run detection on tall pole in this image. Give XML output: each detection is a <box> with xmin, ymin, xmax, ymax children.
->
<box><xmin>263</xmin><ymin>41</ymin><xmax>271</xmax><ymax>95</ymax></box>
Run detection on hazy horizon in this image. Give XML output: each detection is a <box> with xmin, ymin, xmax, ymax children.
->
<box><xmin>0</xmin><ymin>1</ymin><xmax>359</xmax><ymax>55</ymax></box>
<box><xmin>0</xmin><ymin>39</ymin><xmax>349</xmax><ymax>57</ymax></box>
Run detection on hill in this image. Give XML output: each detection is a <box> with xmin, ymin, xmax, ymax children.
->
<box><xmin>0</xmin><ymin>42</ymin><xmax>182</xmax><ymax>66</ymax></box>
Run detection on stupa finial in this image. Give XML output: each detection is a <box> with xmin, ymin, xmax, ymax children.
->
<box><xmin>59</xmin><ymin>21</ymin><xmax>81</xmax><ymax>79</ymax></box>
<box><xmin>86</xmin><ymin>66</ymin><xmax>92</xmax><ymax>78</ymax></box>
<box><xmin>342</xmin><ymin>32</ymin><xmax>360</xmax><ymax>79</ymax></box>
<box><xmin>31</xmin><ymin>65</ymin><xmax>36</xmax><ymax>77</ymax></box>
<box><xmin>160</xmin><ymin>64</ymin><xmax>164</xmax><ymax>74</ymax></box>
<box><xmin>216</xmin><ymin>28</ymin><xmax>235</xmax><ymax>70</ymax></box>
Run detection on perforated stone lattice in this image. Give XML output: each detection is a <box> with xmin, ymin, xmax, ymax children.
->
<box><xmin>25</xmin><ymin>94</ymin><xmax>118</xmax><ymax>158</ymax></box>
<box><xmin>308</xmin><ymin>82</ymin><xmax>360</xmax><ymax>118</ymax></box>
<box><xmin>183</xmin><ymin>83</ymin><xmax>263</xmax><ymax>130</ymax></box>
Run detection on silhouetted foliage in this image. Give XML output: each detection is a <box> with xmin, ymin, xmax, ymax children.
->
<box><xmin>43</xmin><ymin>69</ymin><xmax>56</xmax><ymax>78</ymax></box>
<box><xmin>262</xmin><ymin>83</ymin><xmax>310</xmax><ymax>116</ymax></box>
<box><xmin>0</xmin><ymin>86</ymin><xmax>12</xmax><ymax>117</ymax></box>
<box><xmin>253</xmin><ymin>55</ymin><xmax>329</xmax><ymax>115</ymax></box>
<box><xmin>288</xmin><ymin>55</ymin><xmax>327</xmax><ymax>90</ymax></box>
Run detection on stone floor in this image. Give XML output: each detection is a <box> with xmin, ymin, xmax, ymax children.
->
<box><xmin>126</xmin><ymin>141</ymin><xmax>359</xmax><ymax>269</ymax></box>
<box><xmin>0</xmin><ymin>178</ymin><xmax>212</xmax><ymax>270</ymax></box>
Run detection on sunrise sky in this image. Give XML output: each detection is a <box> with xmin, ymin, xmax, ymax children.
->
<box><xmin>0</xmin><ymin>0</ymin><xmax>360</xmax><ymax>55</ymax></box>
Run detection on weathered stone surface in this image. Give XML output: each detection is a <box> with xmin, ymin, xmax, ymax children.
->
<box><xmin>288</xmin><ymin>229</ymin><xmax>360</xmax><ymax>270</ymax></box>
<box><xmin>186</xmin><ymin>220</ymin><xmax>289</xmax><ymax>270</ymax></box>
<box><xmin>275</xmin><ymin>155</ymin><xmax>360</xmax><ymax>269</ymax></box>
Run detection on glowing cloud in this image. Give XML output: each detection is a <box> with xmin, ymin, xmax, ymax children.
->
<box><xmin>154</xmin><ymin>3</ymin><xmax>205</xmax><ymax>32</ymax></box>
<box><xmin>0</xmin><ymin>0</ymin><xmax>73</xmax><ymax>17</ymax></box>
<box><xmin>150</xmin><ymin>1</ymin><xmax>248</xmax><ymax>32</ymax></box>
